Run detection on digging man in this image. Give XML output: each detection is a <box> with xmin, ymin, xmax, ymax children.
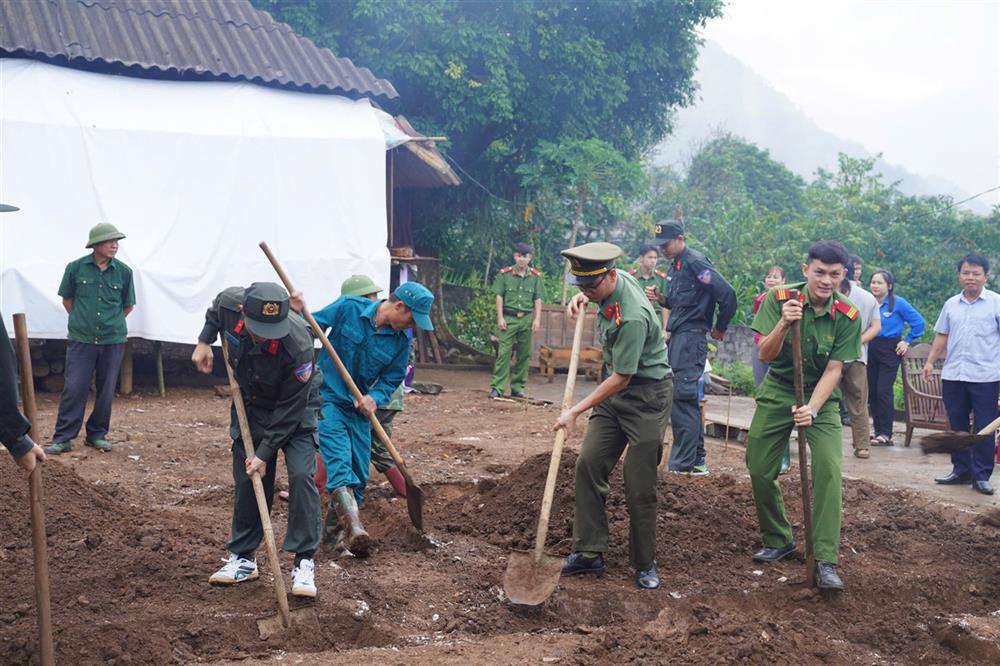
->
<box><xmin>192</xmin><ymin>283</ymin><xmax>323</xmax><ymax>598</ymax></box>
<box><xmin>555</xmin><ymin>242</ymin><xmax>673</xmax><ymax>590</ymax></box>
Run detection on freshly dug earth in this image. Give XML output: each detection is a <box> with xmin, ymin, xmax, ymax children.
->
<box><xmin>3</xmin><ymin>386</ymin><xmax>1000</xmax><ymax>664</ymax></box>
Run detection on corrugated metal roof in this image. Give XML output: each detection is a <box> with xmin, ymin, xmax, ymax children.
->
<box><xmin>0</xmin><ymin>0</ymin><xmax>398</xmax><ymax>99</ymax></box>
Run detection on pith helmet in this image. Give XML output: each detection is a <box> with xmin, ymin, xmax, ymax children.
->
<box><xmin>86</xmin><ymin>223</ymin><xmax>126</xmax><ymax>248</ymax></box>
<box><xmin>340</xmin><ymin>274</ymin><xmax>383</xmax><ymax>297</ymax></box>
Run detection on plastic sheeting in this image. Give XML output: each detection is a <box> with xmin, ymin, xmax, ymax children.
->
<box><xmin>0</xmin><ymin>59</ymin><xmax>389</xmax><ymax>343</ymax></box>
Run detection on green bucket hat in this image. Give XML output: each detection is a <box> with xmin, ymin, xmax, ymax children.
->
<box><xmin>86</xmin><ymin>222</ymin><xmax>126</xmax><ymax>248</ymax></box>
<box><xmin>340</xmin><ymin>274</ymin><xmax>383</xmax><ymax>297</ymax></box>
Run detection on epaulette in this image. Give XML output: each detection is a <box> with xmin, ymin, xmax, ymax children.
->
<box><xmin>654</xmin><ymin>270</ymin><xmax>667</xmax><ymax>278</ymax></box>
<box><xmin>628</xmin><ymin>269</ymin><xmax>637</xmax><ymax>276</ymax></box>
<box><xmin>500</xmin><ymin>266</ymin><xmax>513</xmax><ymax>273</ymax></box>
<box><xmin>529</xmin><ymin>268</ymin><xmax>542</xmax><ymax>277</ymax></box>
<box><xmin>833</xmin><ymin>297</ymin><xmax>859</xmax><ymax>320</ymax></box>
<box><xmin>774</xmin><ymin>288</ymin><xmax>791</xmax><ymax>302</ymax></box>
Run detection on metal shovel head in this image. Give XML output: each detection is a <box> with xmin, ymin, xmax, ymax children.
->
<box><xmin>503</xmin><ymin>549</ymin><xmax>563</xmax><ymax>606</ymax></box>
<box><xmin>256</xmin><ymin>606</ymin><xmax>320</xmax><ymax>640</ymax></box>
<box><xmin>404</xmin><ymin>475</ymin><xmax>424</xmax><ymax>532</ymax></box>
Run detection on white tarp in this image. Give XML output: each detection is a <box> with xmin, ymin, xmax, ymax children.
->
<box><xmin>0</xmin><ymin>59</ymin><xmax>389</xmax><ymax>344</ymax></box>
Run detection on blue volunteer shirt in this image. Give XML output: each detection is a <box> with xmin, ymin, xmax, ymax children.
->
<box><xmin>933</xmin><ymin>288</ymin><xmax>1000</xmax><ymax>383</ymax></box>
<box><xmin>877</xmin><ymin>294</ymin><xmax>926</xmax><ymax>343</ymax></box>
<box><xmin>311</xmin><ymin>296</ymin><xmax>411</xmax><ymax>407</ymax></box>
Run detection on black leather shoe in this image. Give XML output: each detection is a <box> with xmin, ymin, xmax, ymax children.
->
<box><xmin>489</xmin><ymin>388</ymin><xmax>501</xmax><ymax>399</ymax></box>
<box><xmin>752</xmin><ymin>542</ymin><xmax>796</xmax><ymax>563</ymax></box>
<box><xmin>935</xmin><ymin>472</ymin><xmax>972</xmax><ymax>485</ymax></box>
<box><xmin>561</xmin><ymin>552</ymin><xmax>606</xmax><ymax>576</ymax></box>
<box><xmin>636</xmin><ymin>563</ymin><xmax>660</xmax><ymax>589</ymax></box>
<box><xmin>510</xmin><ymin>390</ymin><xmax>526</xmax><ymax>399</ymax></box>
<box><xmin>973</xmin><ymin>480</ymin><xmax>995</xmax><ymax>495</ymax></box>
<box><xmin>816</xmin><ymin>561</ymin><xmax>844</xmax><ymax>591</ymax></box>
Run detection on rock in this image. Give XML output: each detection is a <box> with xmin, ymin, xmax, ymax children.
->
<box><xmin>77</xmin><ymin>595</ymin><xmax>90</xmax><ymax>606</ymax></box>
<box><xmin>933</xmin><ymin>614</ymin><xmax>1000</xmax><ymax>661</ymax></box>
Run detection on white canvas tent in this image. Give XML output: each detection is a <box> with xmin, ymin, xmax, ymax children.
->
<box><xmin>0</xmin><ymin>58</ymin><xmax>389</xmax><ymax>343</ymax></box>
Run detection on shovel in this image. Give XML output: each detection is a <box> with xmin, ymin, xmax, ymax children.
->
<box><xmin>503</xmin><ymin>309</ymin><xmax>587</xmax><ymax>605</ymax></box>
<box><xmin>220</xmin><ymin>341</ymin><xmax>318</xmax><ymax>639</ymax></box>
<box><xmin>13</xmin><ymin>314</ymin><xmax>54</xmax><ymax>666</ymax></box>
<box><xmin>789</xmin><ymin>291</ymin><xmax>816</xmax><ymax>588</ymax></box>
<box><xmin>919</xmin><ymin>414</ymin><xmax>1000</xmax><ymax>455</ymax></box>
<box><xmin>259</xmin><ymin>242</ymin><xmax>424</xmax><ymax>531</ymax></box>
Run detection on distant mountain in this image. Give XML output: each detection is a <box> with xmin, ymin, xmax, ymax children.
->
<box><xmin>652</xmin><ymin>41</ymin><xmax>988</xmax><ymax>214</ymax></box>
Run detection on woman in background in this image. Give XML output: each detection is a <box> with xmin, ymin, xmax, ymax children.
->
<box><xmin>752</xmin><ymin>265</ymin><xmax>791</xmax><ymax>473</ymax></box>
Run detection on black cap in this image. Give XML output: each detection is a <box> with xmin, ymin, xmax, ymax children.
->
<box><xmin>242</xmin><ymin>282</ymin><xmax>291</xmax><ymax>339</ymax></box>
<box><xmin>514</xmin><ymin>241</ymin><xmax>533</xmax><ymax>255</ymax></box>
<box><xmin>648</xmin><ymin>220</ymin><xmax>684</xmax><ymax>246</ymax></box>
<box><xmin>560</xmin><ymin>242</ymin><xmax>622</xmax><ymax>285</ymax></box>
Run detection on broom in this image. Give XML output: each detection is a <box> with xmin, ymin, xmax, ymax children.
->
<box><xmin>919</xmin><ymin>414</ymin><xmax>1000</xmax><ymax>455</ymax></box>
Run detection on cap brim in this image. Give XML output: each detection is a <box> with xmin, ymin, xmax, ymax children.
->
<box><xmin>412</xmin><ymin>311</ymin><xmax>434</xmax><ymax>331</ymax></box>
<box><xmin>0</xmin><ymin>203</ymin><xmax>20</xmax><ymax>213</ymax></box>
<box><xmin>566</xmin><ymin>272</ymin><xmax>605</xmax><ymax>286</ymax></box>
<box><xmin>86</xmin><ymin>233</ymin><xmax>126</xmax><ymax>248</ymax></box>
<box><xmin>243</xmin><ymin>316</ymin><xmax>291</xmax><ymax>340</ymax></box>
<box><xmin>646</xmin><ymin>237</ymin><xmax>668</xmax><ymax>246</ymax></box>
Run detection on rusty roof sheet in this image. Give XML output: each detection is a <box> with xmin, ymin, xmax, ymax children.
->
<box><xmin>0</xmin><ymin>0</ymin><xmax>398</xmax><ymax>99</ymax></box>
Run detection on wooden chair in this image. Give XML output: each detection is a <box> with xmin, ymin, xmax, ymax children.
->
<box><xmin>900</xmin><ymin>342</ymin><xmax>949</xmax><ymax>447</ymax></box>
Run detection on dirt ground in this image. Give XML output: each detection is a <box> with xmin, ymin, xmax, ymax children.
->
<box><xmin>3</xmin><ymin>369</ymin><xmax>1000</xmax><ymax>665</ymax></box>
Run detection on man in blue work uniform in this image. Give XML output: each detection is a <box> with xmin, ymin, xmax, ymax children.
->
<box><xmin>303</xmin><ymin>281</ymin><xmax>434</xmax><ymax>557</ymax></box>
<box><xmin>648</xmin><ymin>220</ymin><xmax>737</xmax><ymax>475</ymax></box>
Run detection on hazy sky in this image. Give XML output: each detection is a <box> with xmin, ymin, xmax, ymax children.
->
<box><xmin>703</xmin><ymin>0</ymin><xmax>1000</xmax><ymax>207</ymax></box>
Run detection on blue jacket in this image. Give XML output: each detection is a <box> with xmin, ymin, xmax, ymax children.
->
<box><xmin>877</xmin><ymin>294</ymin><xmax>925</xmax><ymax>343</ymax></box>
<box><xmin>311</xmin><ymin>296</ymin><xmax>410</xmax><ymax>407</ymax></box>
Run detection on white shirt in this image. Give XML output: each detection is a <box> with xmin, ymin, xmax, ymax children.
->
<box><xmin>934</xmin><ymin>288</ymin><xmax>1000</xmax><ymax>382</ymax></box>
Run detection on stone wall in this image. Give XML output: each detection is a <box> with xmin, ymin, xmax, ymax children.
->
<box><xmin>711</xmin><ymin>325</ymin><xmax>756</xmax><ymax>369</ymax></box>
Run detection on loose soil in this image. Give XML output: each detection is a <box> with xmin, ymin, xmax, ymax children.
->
<box><xmin>3</xmin><ymin>383</ymin><xmax>1000</xmax><ymax>664</ymax></box>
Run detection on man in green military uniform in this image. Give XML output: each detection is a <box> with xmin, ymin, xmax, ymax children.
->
<box><xmin>628</xmin><ymin>243</ymin><xmax>669</xmax><ymax>338</ymax></box>
<box><xmin>555</xmin><ymin>242</ymin><xmax>673</xmax><ymax>590</ymax></box>
<box><xmin>489</xmin><ymin>242</ymin><xmax>544</xmax><ymax>399</ymax></box>
<box><xmin>747</xmin><ymin>240</ymin><xmax>861</xmax><ymax>591</ymax></box>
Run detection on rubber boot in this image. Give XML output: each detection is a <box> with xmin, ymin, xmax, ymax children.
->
<box><xmin>331</xmin><ymin>487</ymin><xmax>371</xmax><ymax>558</ymax></box>
<box><xmin>323</xmin><ymin>502</ymin><xmax>345</xmax><ymax>551</ymax></box>
<box><xmin>384</xmin><ymin>466</ymin><xmax>408</xmax><ymax>499</ymax></box>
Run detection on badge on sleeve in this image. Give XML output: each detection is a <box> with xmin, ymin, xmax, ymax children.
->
<box><xmin>697</xmin><ymin>269</ymin><xmax>713</xmax><ymax>284</ymax></box>
<box><xmin>294</xmin><ymin>361</ymin><xmax>313</xmax><ymax>383</ymax></box>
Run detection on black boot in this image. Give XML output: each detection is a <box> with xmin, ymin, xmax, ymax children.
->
<box><xmin>332</xmin><ymin>487</ymin><xmax>371</xmax><ymax>558</ymax></box>
<box><xmin>752</xmin><ymin>542</ymin><xmax>796</xmax><ymax>563</ymax></box>
<box><xmin>816</xmin><ymin>561</ymin><xmax>844</xmax><ymax>591</ymax></box>
<box><xmin>636</xmin><ymin>563</ymin><xmax>660</xmax><ymax>589</ymax></box>
<box><xmin>561</xmin><ymin>552</ymin><xmax>606</xmax><ymax>576</ymax></box>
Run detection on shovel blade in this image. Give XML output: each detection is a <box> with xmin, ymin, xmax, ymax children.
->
<box><xmin>503</xmin><ymin>549</ymin><xmax>563</xmax><ymax>606</ymax></box>
<box><xmin>256</xmin><ymin>606</ymin><xmax>320</xmax><ymax>640</ymax></box>
<box><xmin>405</xmin><ymin>478</ymin><xmax>424</xmax><ymax>532</ymax></box>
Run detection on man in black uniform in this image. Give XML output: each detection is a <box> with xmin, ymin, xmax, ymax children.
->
<box><xmin>192</xmin><ymin>283</ymin><xmax>323</xmax><ymax>598</ymax></box>
<box><xmin>649</xmin><ymin>220</ymin><xmax>736</xmax><ymax>475</ymax></box>
<box><xmin>0</xmin><ymin>202</ymin><xmax>47</xmax><ymax>476</ymax></box>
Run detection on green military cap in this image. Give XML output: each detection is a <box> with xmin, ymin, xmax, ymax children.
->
<box><xmin>648</xmin><ymin>220</ymin><xmax>684</xmax><ymax>246</ymax></box>
<box><xmin>340</xmin><ymin>274</ymin><xmax>383</xmax><ymax>297</ymax></box>
<box><xmin>560</xmin><ymin>241</ymin><xmax>623</xmax><ymax>285</ymax></box>
<box><xmin>86</xmin><ymin>222</ymin><xmax>126</xmax><ymax>248</ymax></box>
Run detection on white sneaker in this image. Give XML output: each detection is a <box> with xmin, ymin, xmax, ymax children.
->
<box><xmin>209</xmin><ymin>552</ymin><xmax>259</xmax><ymax>585</ymax></box>
<box><xmin>291</xmin><ymin>558</ymin><xmax>317</xmax><ymax>598</ymax></box>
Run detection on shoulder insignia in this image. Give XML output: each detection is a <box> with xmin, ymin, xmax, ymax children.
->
<box><xmin>654</xmin><ymin>270</ymin><xmax>667</xmax><ymax>278</ymax></box>
<box><xmin>500</xmin><ymin>266</ymin><xmax>513</xmax><ymax>273</ymax></box>
<box><xmin>674</xmin><ymin>259</ymin><xmax>682</xmax><ymax>272</ymax></box>
<box><xmin>834</xmin><ymin>299</ymin><xmax>859</xmax><ymax>320</ymax></box>
<box><xmin>266</xmin><ymin>340</ymin><xmax>280</xmax><ymax>355</ymax></box>
<box><xmin>697</xmin><ymin>269</ymin><xmax>713</xmax><ymax>285</ymax></box>
<box><xmin>294</xmin><ymin>361</ymin><xmax>313</xmax><ymax>383</ymax></box>
<box><xmin>529</xmin><ymin>268</ymin><xmax>542</xmax><ymax>277</ymax></box>
<box><xmin>628</xmin><ymin>269</ymin><xmax>637</xmax><ymax>276</ymax></box>
<box><xmin>602</xmin><ymin>302</ymin><xmax>623</xmax><ymax>327</ymax></box>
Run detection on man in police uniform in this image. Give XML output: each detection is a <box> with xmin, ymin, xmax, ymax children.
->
<box><xmin>192</xmin><ymin>283</ymin><xmax>323</xmax><ymax>598</ymax></box>
<box><xmin>648</xmin><ymin>220</ymin><xmax>736</xmax><ymax>475</ymax></box>
<box><xmin>629</xmin><ymin>244</ymin><xmax>669</xmax><ymax>338</ymax></box>
<box><xmin>555</xmin><ymin>242</ymin><xmax>672</xmax><ymax>590</ymax></box>
<box><xmin>489</xmin><ymin>242</ymin><xmax>544</xmax><ymax>399</ymax></box>
<box><xmin>747</xmin><ymin>240</ymin><xmax>861</xmax><ymax>591</ymax></box>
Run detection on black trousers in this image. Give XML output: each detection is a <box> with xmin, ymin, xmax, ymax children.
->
<box><xmin>667</xmin><ymin>329</ymin><xmax>707</xmax><ymax>470</ymax></box>
<box><xmin>867</xmin><ymin>336</ymin><xmax>901</xmax><ymax>438</ymax></box>
<box><xmin>52</xmin><ymin>341</ymin><xmax>125</xmax><ymax>443</ymax></box>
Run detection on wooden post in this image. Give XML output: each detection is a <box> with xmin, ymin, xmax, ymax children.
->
<box><xmin>13</xmin><ymin>314</ymin><xmax>55</xmax><ymax>666</ymax></box>
<box><xmin>119</xmin><ymin>339</ymin><xmax>133</xmax><ymax>395</ymax></box>
<box><xmin>154</xmin><ymin>341</ymin><xmax>165</xmax><ymax>397</ymax></box>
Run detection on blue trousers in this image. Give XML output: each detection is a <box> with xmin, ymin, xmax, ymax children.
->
<box><xmin>318</xmin><ymin>400</ymin><xmax>371</xmax><ymax>503</ymax></box>
<box><xmin>942</xmin><ymin>379</ymin><xmax>999</xmax><ymax>482</ymax></box>
<box><xmin>52</xmin><ymin>341</ymin><xmax>125</xmax><ymax>443</ymax></box>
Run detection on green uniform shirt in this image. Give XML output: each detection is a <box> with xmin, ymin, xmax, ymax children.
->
<box><xmin>58</xmin><ymin>255</ymin><xmax>136</xmax><ymax>345</ymax></box>
<box><xmin>628</xmin><ymin>268</ymin><xmax>668</xmax><ymax>313</ymax></box>
<box><xmin>751</xmin><ymin>281</ymin><xmax>862</xmax><ymax>386</ymax></box>
<box><xmin>597</xmin><ymin>272</ymin><xmax>671</xmax><ymax>380</ymax></box>
<box><xmin>492</xmin><ymin>266</ymin><xmax>544</xmax><ymax>312</ymax></box>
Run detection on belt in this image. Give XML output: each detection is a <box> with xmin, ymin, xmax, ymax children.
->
<box><xmin>628</xmin><ymin>375</ymin><xmax>670</xmax><ymax>387</ymax></box>
<box><xmin>503</xmin><ymin>308</ymin><xmax>529</xmax><ymax>318</ymax></box>
<box><xmin>767</xmin><ymin>371</ymin><xmax>816</xmax><ymax>392</ymax></box>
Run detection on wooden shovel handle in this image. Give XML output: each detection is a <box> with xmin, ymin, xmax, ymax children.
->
<box><xmin>533</xmin><ymin>310</ymin><xmax>588</xmax><ymax>559</ymax></box>
<box><xmin>788</xmin><ymin>291</ymin><xmax>816</xmax><ymax>587</ymax></box>
<box><xmin>975</xmin><ymin>414</ymin><xmax>1000</xmax><ymax>437</ymax></box>
<box><xmin>221</xmin><ymin>341</ymin><xmax>291</xmax><ymax>629</ymax></box>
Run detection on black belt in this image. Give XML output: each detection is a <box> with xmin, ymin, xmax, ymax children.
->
<box><xmin>628</xmin><ymin>375</ymin><xmax>670</xmax><ymax>387</ymax></box>
<box><xmin>503</xmin><ymin>308</ymin><xmax>530</xmax><ymax>318</ymax></box>
<box><xmin>767</xmin><ymin>371</ymin><xmax>816</xmax><ymax>392</ymax></box>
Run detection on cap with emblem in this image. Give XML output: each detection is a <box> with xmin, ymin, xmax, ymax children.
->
<box><xmin>514</xmin><ymin>241</ymin><xmax>533</xmax><ymax>255</ymax></box>
<box><xmin>648</xmin><ymin>220</ymin><xmax>684</xmax><ymax>246</ymax></box>
<box><xmin>242</xmin><ymin>282</ymin><xmax>291</xmax><ymax>339</ymax></box>
<box><xmin>394</xmin><ymin>282</ymin><xmax>435</xmax><ymax>331</ymax></box>
<box><xmin>86</xmin><ymin>222</ymin><xmax>127</xmax><ymax>248</ymax></box>
<box><xmin>340</xmin><ymin>274</ymin><xmax>383</xmax><ymax>297</ymax></box>
<box><xmin>560</xmin><ymin>242</ymin><xmax>623</xmax><ymax>285</ymax></box>
<box><xmin>0</xmin><ymin>203</ymin><xmax>20</xmax><ymax>213</ymax></box>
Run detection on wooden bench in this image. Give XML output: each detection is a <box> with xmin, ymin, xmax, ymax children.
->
<box><xmin>901</xmin><ymin>342</ymin><xmax>948</xmax><ymax>447</ymax></box>
<box><xmin>538</xmin><ymin>345</ymin><xmax>605</xmax><ymax>382</ymax></box>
